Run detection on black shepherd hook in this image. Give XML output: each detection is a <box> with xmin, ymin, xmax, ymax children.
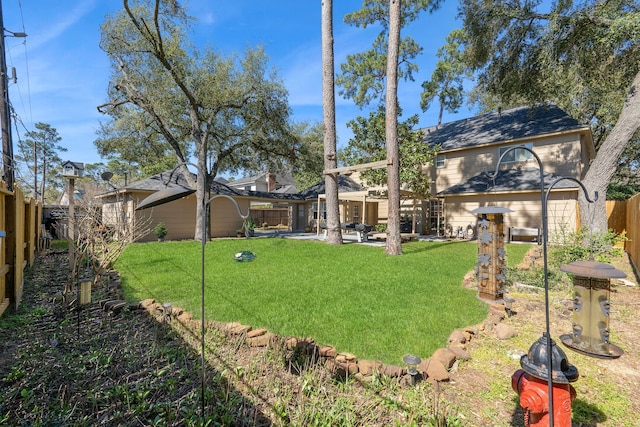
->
<box><xmin>486</xmin><ymin>146</ymin><xmax>597</xmax><ymax>427</ymax></box>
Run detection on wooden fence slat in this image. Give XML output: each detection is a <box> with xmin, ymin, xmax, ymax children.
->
<box><xmin>0</xmin><ymin>183</ymin><xmax>41</xmax><ymax>316</ymax></box>
<box><xmin>625</xmin><ymin>194</ymin><xmax>640</xmax><ymax>274</ymax></box>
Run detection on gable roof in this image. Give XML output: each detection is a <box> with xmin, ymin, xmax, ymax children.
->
<box><xmin>61</xmin><ymin>160</ymin><xmax>84</xmax><ymax>170</ymax></box>
<box><xmin>438</xmin><ymin>167</ymin><xmax>580</xmax><ymax>196</ymax></box>
<box><xmin>98</xmin><ymin>169</ymin><xmax>308</xmax><ymax>202</ymax></box>
<box><xmin>230</xmin><ymin>172</ymin><xmax>295</xmax><ymax>186</ymax></box>
<box><xmin>299</xmin><ymin>175</ymin><xmax>363</xmax><ymax>199</ymax></box>
<box><xmin>421</xmin><ymin>105</ymin><xmax>589</xmax><ymax>152</ymax></box>
<box><xmin>228</xmin><ymin>172</ymin><xmax>298</xmax><ymax>194</ymax></box>
<box><xmin>112</xmin><ymin>170</ymin><xmax>245</xmax><ymax>197</ymax></box>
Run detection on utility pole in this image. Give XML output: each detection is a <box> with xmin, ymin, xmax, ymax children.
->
<box><xmin>0</xmin><ymin>1</ymin><xmax>26</xmax><ymax>192</ymax></box>
<box><xmin>0</xmin><ymin>0</ymin><xmax>13</xmax><ymax>191</ymax></box>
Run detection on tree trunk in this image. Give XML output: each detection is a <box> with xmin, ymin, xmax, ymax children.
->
<box><xmin>194</xmin><ymin>152</ymin><xmax>208</xmax><ymax>242</ymax></box>
<box><xmin>579</xmin><ymin>70</ymin><xmax>640</xmax><ymax>232</ymax></box>
<box><xmin>321</xmin><ymin>0</ymin><xmax>342</xmax><ymax>245</ymax></box>
<box><xmin>385</xmin><ymin>0</ymin><xmax>402</xmax><ymax>255</ymax></box>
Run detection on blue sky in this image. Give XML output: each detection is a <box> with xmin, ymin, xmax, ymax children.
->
<box><xmin>3</xmin><ymin>0</ymin><xmax>476</xmax><ymax>176</ymax></box>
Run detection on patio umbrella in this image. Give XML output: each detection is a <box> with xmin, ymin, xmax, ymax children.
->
<box><xmin>135</xmin><ymin>186</ymin><xmax>195</xmax><ymax>210</ymax></box>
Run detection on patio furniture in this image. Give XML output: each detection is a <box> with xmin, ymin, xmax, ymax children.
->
<box><xmin>508</xmin><ymin>227</ymin><xmax>541</xmax><ymax>244</ymax></box>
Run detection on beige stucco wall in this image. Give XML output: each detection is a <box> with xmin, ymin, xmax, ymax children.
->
<box><xmin>209</xmin><ymin>196</ymin><xmax>251</xmax><ymax>238</ymax></box>
<box><xmin>132</xmin><ymin>193</ymin><xmax>197</xmax><ymax>242</ymax></box>
<box><xmin>130</xmin><ymin>193</ymin><xmax>252</xmax><ymax>241</ymax></box>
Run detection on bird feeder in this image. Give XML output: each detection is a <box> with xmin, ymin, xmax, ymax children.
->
<box><xmin>470</xmin><ymin>206</ymin><xmax>513</xmax><ymax>302</ymax></box>
<box><xmin>79</xmin><ymin>277</ymin><xmax>92</xmax><ymax>305</ymax></box>
<box><xmin>559</xmin><ymin>258</ymin><xmax>627</xmax><ymax>358</ymax></box>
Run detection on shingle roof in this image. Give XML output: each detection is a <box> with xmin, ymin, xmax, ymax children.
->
<box><xmin>122</xmin><ymin>170</ymin><xmax>244</xmax><ymax>197</ymax></box>
<box><xmin>438</xmin><ymin>167</ymin><xmax>580</xmax><ymax>196</ymax></box>
<box><xmin>299</xmin><ymin>175</ymin><xmax>363</xmax><ymax>199</ymax></box>
<box><xmin>421</xmin><ymin>105</ymin><xmax>586</xmax><ymax>151</ymax></box>
<box><xmin>230</xmin><ymin>172</ymin><xmax>295</xmax><ymax>186</ymax></box>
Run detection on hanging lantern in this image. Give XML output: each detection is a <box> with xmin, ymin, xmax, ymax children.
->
<box><xmin>559</xmin><ymin>258</ymin><xmax>627</xmax><ymax>358</ymax></box>
<box><xmin>471</xmin><ymin>207</ymin><xmax>513</xmax><ymax>302</ymax></box>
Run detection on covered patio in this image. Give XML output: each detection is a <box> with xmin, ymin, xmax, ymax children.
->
<box><xmin>315</xmin><ymin>188</ymin><xmax>425</xmax><ymax>241</ymax></box>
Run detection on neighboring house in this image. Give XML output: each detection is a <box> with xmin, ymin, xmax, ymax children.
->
<box><xmin>421</xmin><ymin>104</ymin><xmax>595</xmax><ymax>238</ymax></box>
<box><xmin>226</xmin><ymin>172</ymin><xmax>297</xmax><ymax>194</ymax></box>
<box><xmin>58</xmin><ymin>189</ymin><xmax>86</xmax><ymax>206</ymax></box>
<box><xmin>97</xmin><ymin>170</ymin><xmax>309</xmax><ymax>242</ymax></box>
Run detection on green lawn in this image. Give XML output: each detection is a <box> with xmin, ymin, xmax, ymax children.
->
<box><xmin>116</xmin><ymin>238</ymin><xmax>532</xmax><ymax>365</ymax></box>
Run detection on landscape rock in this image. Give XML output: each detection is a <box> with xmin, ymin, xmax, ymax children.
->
<box><xmin>176</xmin><ymin>311</ymin><xmax>192</xmax><ymax>322</ymax></box>
<box><xmin>432</xmin><ymin>348</ymin><xmax>457</xmax><ymax>369</ymax></box>
<box><xmin>381</xmin><ymin>364</ymin><xmax>405</xmax><ymax>378</ymax></box>
<box><xmin>285</xmin><ymin>337</ymin><xmax>298</xmax><ymax>349</ymax></box>
<box><xmin>448</xmin><ymin>330</ymin><xmax>467</xmax><ymax>344</ymax></box>
<box><xmin>420</xmin><ymin>358</ymin><xmax>450</xmax><ymax>382</ymax></box>
<box><xmin>247</xmin><ymin>332</ymin><xmax>276</xmax><ymax>347</ymax></box>
<box><xmin>335</xmin><ymin>361</ymin><xmax>359</xmax><ymax>376</ymax></box>
<box><xmin>230</xmin><ymin>324</ymin><xmax>252</xmax><ymax>335</ymax></box>
<box><xmin>336</xmin><ymin>352</ymin><xmax>357</xmax><ymax>362</ymax></box>
<box><xmin>247</xmin><ymin>328</ymin><xmax>267</xmax><ymax>338</ymax></box>
<box><xmin>319</xmin><ymin>345</ymin><xmax>337</xmax><ymax>358</ymax></box>
<box><xmin>447</xmin><ymin>345</ymin><xmax>471</xmax><ymax>361</ymax></box>
<box><xmin>489</xmin><ymin>307</ymin><xmax>506</xmax><ymax>319</ymax></box>
<box><xmin>357</xmin><ymin>360</ymin><xmax>383</xmax><ymax>375</ymax></box>
<box><xmin>495</xmin><ymin>323</ymin><xmax>518</xmax><ymax>340</ymax></box>
<box><xmin>140</xmin><ymin>298</ymin><xmax>155</xmax><ymax>309</ymax></box>
<box><xmin>488</xmin><ymin>313</ymin><xmax>503</xmax><ymax>326</ymax></box>
<box><xmin>463</xmin><ymin>325</ymin><xmax>479</xmax><ymax>335</ymax></box>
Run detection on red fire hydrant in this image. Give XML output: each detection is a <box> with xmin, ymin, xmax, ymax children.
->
<box><xmin>512</xmin><ymin>333</ymin><xmax>579</xmax><ymax>427</ymax></box>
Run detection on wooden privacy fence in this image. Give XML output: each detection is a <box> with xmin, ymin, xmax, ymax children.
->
<box><xmin>606</xmin><ymin>200</ymin><xmax>627</xmax><ymax>235</ymax></box>
<box><xmin>251</xmin><ymin>208</ymin><xmax>290</xmax><ymax>227</ymax></box>
<box><xmin>619</xmin><ymin>195</ymin><xmax>640</xmax><ymax>273</ymax></box>
<box><xmin>0</xmin><ymin>183</ymin><xmax>40</xmax><ymax>317</ymax></box>
<box><xmin>607</xmin><ymin>197</ymin><xmax>640</xmax><ymax>273</ymax></box>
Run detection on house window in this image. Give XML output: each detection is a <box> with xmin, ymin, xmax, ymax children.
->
<box><xmin>312</xmin><ymin>202</ymin><xmax>326</xmax><ymax>220</ymax></box>
<box><xmin>429</xmin><ymin>199</ymin><xmax>444</xmax><ymax>233</ymax></box>
<box><xmin>499</xmin><ymin>143</ymin><xmax>533</xmax><ymax>163</ymax></box>
<box><xmin>435</xmin><ymin>155</ymin><xmax>446</xmax><ymax>168</ymax></box>
<box><xmin>353</xmin><ymin>205</ymin><xmax>360</xmax><ymax>224</ymax></box>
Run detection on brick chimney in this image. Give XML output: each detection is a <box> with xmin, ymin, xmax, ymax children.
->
<box><xmin>267</xmin><ymin>173</ymin><xmax>277</xmax><ymax>192</ymax></box>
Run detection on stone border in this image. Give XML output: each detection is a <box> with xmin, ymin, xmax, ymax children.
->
<box><xmin>97</xmin><ymin>267</ymin><xmax>518</xmax><ymax>385</ymax></box>
<box><xmin>133</xmin><ymin>292</ymin><xmax>517</xmax><ymax>385</ymax></box>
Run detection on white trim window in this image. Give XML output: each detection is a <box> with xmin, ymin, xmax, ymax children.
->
<box><xmin>499</xmin><ymin>143</ymin><xmax>533</xmax><ymax>163</ymax></box>
<box><xmin>435</xmin><ymin>155</ymin><xmax>446</xmax><ymax>168</ymax></box>
<box><xmin>312</xmin><ymin>201</ymin><xmax>326</xmax><ymax>220</ymax></box>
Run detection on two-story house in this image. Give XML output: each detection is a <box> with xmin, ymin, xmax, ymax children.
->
<box><xmin>422</xmin><ymin>104</ymin><xmax>596</xmax><ymax>239</ymax></box>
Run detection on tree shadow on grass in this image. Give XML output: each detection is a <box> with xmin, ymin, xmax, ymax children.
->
<box><xmin>0</xmin><ymin>251</ymin><xmax>274</xmax><ymax>427</ymax></box>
